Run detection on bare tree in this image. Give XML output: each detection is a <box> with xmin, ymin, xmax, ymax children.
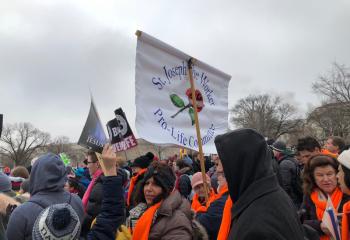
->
<box><xmin>45</xmin><ymin>136</ymin><xmax>88</xmax><ymax>167</ymax></box>
<box><xmin>0</xmin><ymin>123</ymin><xmax>50</xmax><ymax>166</ymax></box>
<box><xmin>231</xmin><ymin>94</ymin><xmax>302</xmax><ymax>139</ymax></box>
<box><xmin>307</xmin><ymin>102</ymin><xmax>350</xmax><ymax>139</ymax></box>
<box><xmin>46</xmin><ymin>136</ymin><xmax>70</xmax><ymax>154</ymax></box>
<box><xmin>312</xmin><ymin>62</ymin><xmax>350</xmax><ymax>103</ymax></box>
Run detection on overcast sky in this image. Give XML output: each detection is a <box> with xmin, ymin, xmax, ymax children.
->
<box><xmin>1</xmin><ymin>0</ymin><xmax>350</xmax><ymax>141</ymax></box>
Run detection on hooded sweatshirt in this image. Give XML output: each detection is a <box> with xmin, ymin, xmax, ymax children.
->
<box><xmin>6</xmin><ymin>153</ymin><xmax>84</xmax><ymax>240</ymax></box>
<box><xmin>215</xmin><ymin>129</ymin><xmax>304</xmax><ymax>240</ymax></box>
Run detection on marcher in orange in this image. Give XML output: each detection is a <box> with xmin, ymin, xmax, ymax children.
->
<box><xmin>191</xmin><ymin>172</ymin><xmax>216</xmax><ymax>213</ymax></box>
<box><xmin>324</xmin><ymin>136</ymin><xmax>345</xmax><ymax>155</ymax></box>
<box><xmin>300</xmin><ymin>154</ymin><xmax>350</xmax><ymax>239</ymax></box>
<box><xmin>196</xmin><ymin>159</ymin><xmax>230</xmax><ymax>240</ymax></box>
<box><xmin>128</xmin><ymin>162</ymin><xmax>195</xmax><ymax>240</ymax></box>
<box><xmin>127</xmin><ymin>152</ymin><xmax>154</xmax><ymax>208</ymax></box>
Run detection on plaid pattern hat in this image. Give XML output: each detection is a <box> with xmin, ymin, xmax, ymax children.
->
<box><xmin>32</xmin><ymin>203</ymin><xmax>80</xmax><ymax>240</ymax></box>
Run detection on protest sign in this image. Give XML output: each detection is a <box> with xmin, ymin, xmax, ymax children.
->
<box><xmin>135</xmin><ymin>31</ymin><xmax>231</xmax><ymax>153</ymax></box>
<box><xmin>78</xmin><ymin>99</ymin><xmax>107</xmax><ymax>153</ymax></box>
<box><xmin>322</xmin><ymin>196</ymin><xmax>341</xmax><ymax>240</ymax></box>
<box><xmin>106</xmin><ymin>108</ymin><xmax>137</xmax><ymax>152</ymax></box>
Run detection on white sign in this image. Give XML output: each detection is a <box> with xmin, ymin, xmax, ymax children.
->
<box><xmin>135</xmin><ymin>31</ymin><xmax>231</xmax><ymax>153</ymax></box>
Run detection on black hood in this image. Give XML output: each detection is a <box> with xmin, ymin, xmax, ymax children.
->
<box><xmin>214</xmin><ymin>128</ymin><xmax>273</xmax><ymax>202</ymax></box>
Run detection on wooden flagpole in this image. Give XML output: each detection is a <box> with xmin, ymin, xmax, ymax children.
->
<box><xmin>187</xmin><ymin>58</ymin><xmax>209</xmax><ymax>202</ymax></box>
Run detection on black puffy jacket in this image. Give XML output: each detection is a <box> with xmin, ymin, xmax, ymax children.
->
<box><xmin>277</xmin><ymin>155</ymin><xmax>303</xmax><ymax>208</ymax></box>
<box><xmin>81</xmin><ymin>176</ymin><xmax>103</xmax><ymax>237</ymax></box>
<box><xmin>87</xmin><ymin>175</ymin><xmax>125</xmax><ymax>240</ymax></box>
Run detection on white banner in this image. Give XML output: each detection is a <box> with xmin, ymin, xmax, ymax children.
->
<box><xmin>135</xmin><ymin>31</ymin><xmax>231</xmax><ymax>153</ymax></box>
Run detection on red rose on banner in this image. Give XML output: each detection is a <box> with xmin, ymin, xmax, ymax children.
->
<box><xmin>185</xmin><ymin>88</ymin><xmax>204</xmax><ymax>112</ymax></box>
<box><xmin>170</xmin><ymin>88</ymin><xmax>205</xmax><ymax>125</ymax></box>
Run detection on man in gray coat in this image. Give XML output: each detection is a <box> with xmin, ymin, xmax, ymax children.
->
<box><xmin>6</xmin><ymin>153</ymin><xmax>84</xmax><ymax>240</ymax></box>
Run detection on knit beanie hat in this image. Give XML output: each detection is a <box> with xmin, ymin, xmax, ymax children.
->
<box><xmin>271</xmin><ymin>141</ymin><xmax>287</xmax><ymax>152</ymax></box>
<box><xmin>32</xmin><ymin>203</ymin><xmax>81</xmax><ymax>240</ymax></box>
<box><xmin>0</xmin><ymin>172</ymin><xmax>12</xmax><ymax>192</ymax></box>
<box><xmin>338</xmin><ymin>149</ymin><xmax>350</xmax><ymax>170</ymax></box>
<box><xmin>183</xmin><ymin>155</ymin><xmax>193</xmax><ymax>166</ymax></box>
<box><xmin>131</xmin><ymin>154</ymin><xmax>154</xmax><ymax>169</ymax></box>
<box><xmin>145</xmin><ymin>152</ymin><xmax>155</xmax><ymax>161</ymax></box>
<box><xmin>143</xmin><ymin>162</ymin><xmax>176</xmax><ymax>194</ymax></box>
<box><xmin>191</xmin><ymin>172</ymin><xmax>210</xmax><ymax>189</ymax></box>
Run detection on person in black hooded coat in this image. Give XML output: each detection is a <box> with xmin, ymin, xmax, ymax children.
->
<box><xmin>214</xmin><ymin>128</ymin><xmax>305</xmax><ymax>240</ymax></box>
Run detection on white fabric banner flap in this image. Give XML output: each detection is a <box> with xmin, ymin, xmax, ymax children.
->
<box><xmin>135</xmin><ymin>31</ymin><xmax>231</xmax><ymax>154</ymax></box>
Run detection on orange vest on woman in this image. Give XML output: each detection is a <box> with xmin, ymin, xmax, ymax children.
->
<box><xmin>310</xmin><ymin>187</ymin><xmax>343</xmax><ymax>240</ymax></box>
<box><xmin>342</xmin><ymin>201</ymin><xmax>350</xmax><ymax>240</ymax></box>
<box><xmin>191</xmin><ymin>189</ymin><xmax>216</xmax><ymax>213</ymax></box>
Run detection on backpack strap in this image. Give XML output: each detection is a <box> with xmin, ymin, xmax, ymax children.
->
<box><xmin>29</xmin><ymin>199</ymin><xmax>47</xmax><ymax>209</ymax></box>
<box><xmin>29</xmin><ymin>194</ymin><xmax>73</xmax><ymax>209</ymax></box>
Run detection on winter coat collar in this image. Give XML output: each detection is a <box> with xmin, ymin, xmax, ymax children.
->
<box><xmin>157</xmin><ymin>190</ymin><xmax>191</xmax><ymax>219</ymax></box>
<box><xmin>231</xmin><ymin>174</ymin><xmax>279</xmax><ymax>220</ymax></box>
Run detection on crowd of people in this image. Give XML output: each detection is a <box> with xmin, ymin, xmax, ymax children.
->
<box><xmin>0</xmin><ymin>129</ymin><xmax>350</xmax><ymax>239</ymax></box>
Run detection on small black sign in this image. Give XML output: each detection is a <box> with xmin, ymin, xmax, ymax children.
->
<box><xmin>106</xmin><ymin>108</ymin><xmax>137</xmax><ymax>152</ymax></box>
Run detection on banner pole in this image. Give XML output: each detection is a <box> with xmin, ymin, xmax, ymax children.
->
<box><xmin>187</xmin><ymin>58</ymin><xmax>209</xmax><ymax>203</ymax></box>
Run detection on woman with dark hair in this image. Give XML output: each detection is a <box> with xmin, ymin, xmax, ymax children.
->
<box><xmin>300</xmin><ymin>154</ymin><xmax>350</xmax><ymax>239</ymax></box>
<box><xmin>336</xmin><ymin>150</ymin><xmax>350</xmax><ymax>239</ymax></box>
<box><xmin>127</xmin><ymin>161</ymin><xmax>194</xmax><ymax>240</ymax></box>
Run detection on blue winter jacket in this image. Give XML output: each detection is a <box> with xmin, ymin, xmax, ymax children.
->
<box><xmin>196</xmin><ymin>192</ymin><xmax>228</xmax><ymax>240</ymax></box>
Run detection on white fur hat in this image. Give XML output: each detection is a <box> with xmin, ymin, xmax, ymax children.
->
<box><xmin>338</xmin><ymin>149</ymin><xmax>350</xmax><ymax>170</ymax></box>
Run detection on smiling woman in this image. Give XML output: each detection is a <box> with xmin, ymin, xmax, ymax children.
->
<box><xmin>300</xmin><ymin>155</ymin><xmax>350</xmax><ymax>239</ymax></box>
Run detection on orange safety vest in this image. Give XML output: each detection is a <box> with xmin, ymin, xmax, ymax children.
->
<box><xmin>310</xmin><ymin>187</ymin><xmax>343</xmax><ymax>240</ymax></box>
<box><xmin>132</xmin><ymin>201</ymin><xmax>162</xmax><ymax>240</ymax></box>
<box><xmin>127</xmin><ymin>168</ymin><xmax>147</xmax><ymax>206</ymax></box>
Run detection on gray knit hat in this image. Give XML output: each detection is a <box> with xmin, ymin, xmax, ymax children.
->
<box><xmin>32</xmin><ymin>203</ymin><xmax>80</xmax><ymax>240</ymax></box>
<box><xmin>0</xmin><ymin>172</ymin><xmax>12</xmax><ymax>192</ymax></box>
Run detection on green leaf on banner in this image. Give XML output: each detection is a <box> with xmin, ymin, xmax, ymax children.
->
<box><xmin>170</xmin><ymin>94</ymin><xmax>185</xmax><ymax>108</ymax></box>
<box><xmin>189</xmin><ymin>107</ymin><xmax>195</xmax><ymax>125</ymax></box>
<box><xmin>59</xmin><ymin>153</ymin><xmax>71</xmax><ymax>166</ymax></box>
